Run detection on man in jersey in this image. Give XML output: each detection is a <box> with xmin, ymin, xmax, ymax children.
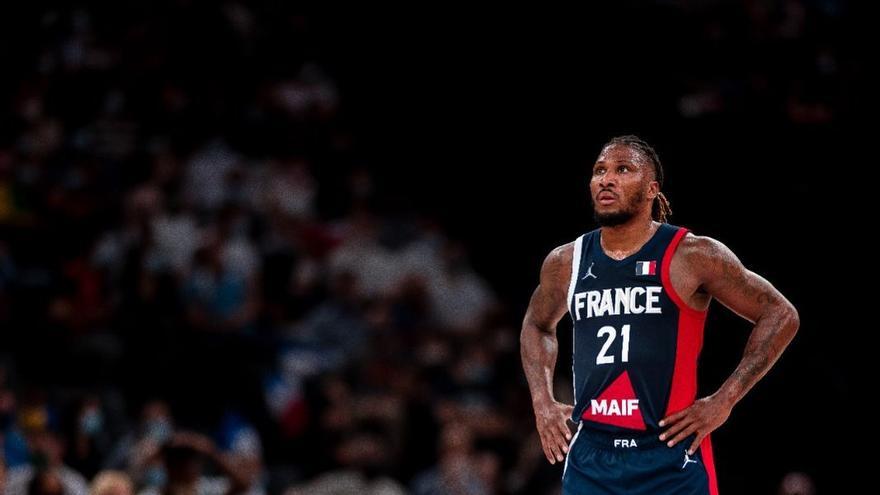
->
<box><xmin>520</xmin><ymin>135</ymin><xmax>799</xmax><ymax>494</ymax></box>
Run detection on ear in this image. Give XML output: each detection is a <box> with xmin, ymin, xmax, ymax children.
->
<box><xmin>647</xmin><ymin>180</ymin><xmax>660</xmax><ymax>201</ymax></box>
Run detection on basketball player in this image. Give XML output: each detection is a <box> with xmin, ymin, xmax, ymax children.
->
<box><xmin>520</xmin><ymin>135</ymin><xmax>799</xmax><ymax>494</ymax></box>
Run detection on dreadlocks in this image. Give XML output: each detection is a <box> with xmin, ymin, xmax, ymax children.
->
<box><xmin>602</xmin><ymin>135</ymin><xmax>673</xmax><ymax>223</ymax></box>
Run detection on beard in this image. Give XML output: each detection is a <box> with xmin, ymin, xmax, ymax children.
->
<box><xmin>592</xmin><ymin>189</ymin><xmax>644</xmax><ymax>227</ymax></box>
<box><xmin>593</xmin><ymin>208</ymin><xmax>635</xmax><ymax>226</ymax></box>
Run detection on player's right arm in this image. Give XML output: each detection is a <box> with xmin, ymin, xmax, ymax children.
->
<box><xmin>520</xmin><ymin>241</ymin><xmax>575</xmax><ymax>464</ymax></box>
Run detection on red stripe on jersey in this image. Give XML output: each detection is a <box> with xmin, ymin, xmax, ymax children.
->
<box><xmin>661</xmin><ymin>228</ymin><xmax>707</xmax><ymax>318</ymax></box>
<box><xmin>662</xmin><ymin>227</ymin><xmax>709</xmax><ymax>417</ymax></box>
<box><xmin>701</xmin><ymin>433</ymin><xmax>720</xmax><ymax>495</ymax></box>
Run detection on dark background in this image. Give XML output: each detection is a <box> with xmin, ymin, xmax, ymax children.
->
<box><xmin>345</xmin><ymin>9</ymin><xmax>864</xmax><ymax>492</ymax></box>
<box><xmin>0</xmin><ymin>3</ymin><xmax>867</xmax><ymax>494</ymax></box>
<box><xmin>340</xmin><ymin>10</ymin><xmax>865</xmax><ymax>489</ymax></box>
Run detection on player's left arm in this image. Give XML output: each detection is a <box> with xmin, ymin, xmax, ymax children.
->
<box><xmin>659</xmin><ymin>234</ymin><xmax>800</xmax><ymax>454</ymax></box>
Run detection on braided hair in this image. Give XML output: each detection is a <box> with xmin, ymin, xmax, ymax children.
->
<box><xmin>602</xmin><ymin>135</ymin><xmax>672</xmax><ymax>223</ymax></box>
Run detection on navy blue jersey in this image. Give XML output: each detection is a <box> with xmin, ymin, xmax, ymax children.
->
<box><xmin>567</xmin><ymin>223</ymin><xmax>709</xmax><ymax>434</ymax></box>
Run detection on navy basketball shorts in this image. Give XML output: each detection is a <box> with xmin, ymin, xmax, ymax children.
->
<box><xmin>562</xmin><ymin>421</ymin><xmax>719</xmax><ymax>495</ymax></box>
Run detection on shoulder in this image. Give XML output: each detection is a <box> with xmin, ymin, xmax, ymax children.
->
<box><xmin>532</xmin><ymin>239</ymin><xmax>578</xmax><ymax>308</ymax></box>
<box><xmin>674</xmin><ymin>231</ymin><xmax>742</xmax><ymax>277</ymax></box>
<box><xmin>677</xmin><ymin>231</ymin><xmax>726</xmax><ymax>258</ymax></box>
<box><xmin>538</xmin><ymin>235</ymin><xmax>583</xmax><ymax>285</ymax></box>
<box><xmin>541</xmin><ymin>240</ymin><xmax>575</xmax><ymax>275</ymax></box>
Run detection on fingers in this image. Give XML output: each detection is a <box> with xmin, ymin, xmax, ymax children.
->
<box><xmin>556</xmin><ymin>411</ymin><xmax>573</xmax><ymax>458</ymax></box>
<box><xmin>687</xmin><ymin>433</ymin><xmax>705</xmax><ymax>455</ymax></box>
<box><xmin>535</xmin><ymin>402</ymin><xmax>576</xmax><ymax>465</ymax></box>
<box><xmin>539</xmin><ymin>423</ymin><xmax>571</xmax><ymax>464</ymax></box>
<box><xmin>558</xmin><ymin>421</ymin><xmax>572</xmax><ymax>444</ymax></box>
<box><xmin>658</xmin><ymin>408</ymin><xmax>688</xmax><ymax>427</ymax></box>
<box><xmin>658</xmin><ymin>415</ymin><xmax>692</xmax><ymax>443</ymax></box>
<box><xmin>559</xmin><ymin>404</ymin><xmax>574</xmax><ymax>450</ymax></box>
<box><xmin>552</xmin><ymin>427</ymin><xmax>568</xmax><ymax>462</ymax></box>
<box><xmin>556</xmin><ymin>429</ymin><xmax>570</xmax><ymax>457</ymax></box>
<box><xmin>538</xmin><ymin>431</ymin><xmax>556</xmax><ymax>463</ymax></box>
<box><xmin>539</xmin><ymin>428</ymin><xmax>563</xmax><ymax>464</ymax></box>
<box><xmin>546</xmin><ymin>433</ymin><xmax>564</xmax><ymax>464</ymax></box>
<box><xmin>666</xmin><ymin>423</ymin><xmax>697</xmax><ymax>448</ymax></box>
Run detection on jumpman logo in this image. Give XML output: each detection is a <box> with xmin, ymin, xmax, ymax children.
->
<box><xmin>681</xmin><ymin>452</ymin><xmax>699</xmax><ymax>469</ymax></box>
<box><xmin>582</xmin><ymin>262</ymin><xmax>598</xmax><ymax>280</ymax></box>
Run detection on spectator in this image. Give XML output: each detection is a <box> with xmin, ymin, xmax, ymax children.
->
<box><xmin>4</xmin><ymin>431</ymin><xmax>88</xmax><ymax>495</ymax></box>
<box><xmin>136</xmin><ymin>433</ymin><xmax>249</xmax><ymax>495</ymax></box>
<box><xmin>89</xmin><ymin>471</ymin><xmax>132</xmax><ymax>495</ymax></box>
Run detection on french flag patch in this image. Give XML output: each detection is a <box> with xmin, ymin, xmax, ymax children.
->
<box><xmin>635</xmin><ymin>260</ymin><xmax>657</xmax><ymax>276</ymax></box>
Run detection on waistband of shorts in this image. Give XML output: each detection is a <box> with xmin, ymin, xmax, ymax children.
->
<box><xmin>574</xmin><ymin>422</ymin><xmax>674</xmax><ymax>451</ymax></box>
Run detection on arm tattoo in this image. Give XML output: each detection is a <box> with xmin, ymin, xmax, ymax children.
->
<box><xmin>757</xmin><ymin>291</ymin><xmax>776</xmax><ymax>305</ymax></box>
<box><xmin>520</xmin><ymin>245</ymin><xmax>570</xmax><ymax>406</ymax></box>
<box><xmin>702</xmin><ymin>237</ymin><xmax>799</xmax><ymax>406</ymax></box>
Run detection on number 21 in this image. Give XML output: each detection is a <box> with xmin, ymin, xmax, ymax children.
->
<box><xmin>596</xmin><ymin>324</ymin><xmax>630</xmax><ymax>365</ymax></box>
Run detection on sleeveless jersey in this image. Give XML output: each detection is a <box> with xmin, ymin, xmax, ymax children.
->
<box><xmin>567</xmin><ymin>223</ymin><xmax>709</xmax><ymax>434</ymax></box>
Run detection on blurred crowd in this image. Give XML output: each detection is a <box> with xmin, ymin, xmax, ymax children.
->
<box><xmin>0</xmin><ymin>2</ymin><xmax>845</xmax><ymax>494</ymax></box>
<box><xmin>672</xmin><ymin>0</ymin><xmax>854</xmax><ymax>124</ymax></box>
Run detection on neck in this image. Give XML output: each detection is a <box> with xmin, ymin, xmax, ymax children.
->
<box><xmin>599</xmin><ymin>216</ymin><xmax>659</xmax><ymax>260</ymax></box>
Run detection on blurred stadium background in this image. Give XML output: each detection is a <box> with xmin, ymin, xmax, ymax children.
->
<box><xmin>0</xmin><ymin>3</ymin><xmax>865</xmax><ymax>495</ymax></box>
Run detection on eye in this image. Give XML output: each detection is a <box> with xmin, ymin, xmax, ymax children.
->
<box><xmin>593</xmin><ymin>166</ymin><xmax>605</xmax><ymax>176</ymax></box>
<box><xmin>618</xmin><ymin>165</ymin><xmax>629</xmax><ymax>173</ymax></box>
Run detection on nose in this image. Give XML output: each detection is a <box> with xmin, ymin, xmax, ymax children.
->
<box><xmin>598</xmin><ymin>171</ymin><xmax>617</xmax><ymax>189</ymax></box>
